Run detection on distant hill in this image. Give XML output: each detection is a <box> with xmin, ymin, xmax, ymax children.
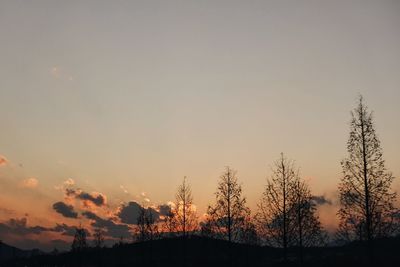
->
<box><xmin>0</xmin><ymin>241</ymin><xmax>43</xmax><ymax>262</ymax></box>
<box><xmin>4</xmin><ymin>235</ymin><xmax>400</xmax><ymax>267</ymax></box>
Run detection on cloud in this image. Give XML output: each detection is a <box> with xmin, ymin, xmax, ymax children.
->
<box><xmin>0</xmin><ymin>206</ymin><xmax>15</xmax><ymax>215</ymax></box>
<box><xmin>52</xmin><ymin>202</ymin><xmax>78</xmax><ymax>218</ymax></box>
<box><xmin>0</xmin><ymin>218</ymin><xmax>89</xmax><ymax>252</ymax></box>
<box><xmin>158</xmin><ymin>204</ymin><xmax>173</xmax><ymax>216</ymax></box>
<box><xmin>117</xmin><ymin>201</ymin><xmax>160</xmax><ymax>225</ymax></box>
<box><xmin>0</xmin><ymin>218</ymin><xmax>48</xmax><ymax>236</ymax></box>
<box><xmin>311</xmin><ymin>195</ymin><xmax>332</xmax><ymax>206</ymax></box>
<box><xmin>120</xmin><ymin>185</ymin><xmax>129</xmax><ymax>194</ymax></box>
<box><xmin>66</xmin><ymin>188</ymin><xmax>106</xmax><ymax>207</ymax></box>
<box><xmin>19</xmin><ymin>178</ymin><xmax>39</xmax><ymax>188</ymax></box>
<box><xmin>82</xmin><ymin>211</ymin><xmax>130</xmax><ymax>238</ymax></box>
<box><xmin>63</xmin><ymin>178</ymin><xmax>75</xmax><ymax>186</ymax></box>
<box><xmin>0</xmin><ymin>155</ymin><xmax>8</xmax><ymax>166</ymax></box>
<box><xmin>54</xmin><ymin>178</ymin><xmax>75</xmax><ymax>191</ymax></box>
<box><xmin>52</xmin><ymin>223</ymin><xmax>90</xmax><ymax>237</ymax></box>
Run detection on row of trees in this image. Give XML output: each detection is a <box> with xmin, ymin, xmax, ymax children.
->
<box><xmin>72</xmin><ymin>96</ymin><xmax>398</xmax><ymax>261</ymax></box>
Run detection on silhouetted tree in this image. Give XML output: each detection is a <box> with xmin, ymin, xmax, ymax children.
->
<box><xmin>134</xmin><ymin>203</ymin><xmax>159</xmax><ymax>242</ymax></box>
<box><xmin>239</xmin><ymin>214</ymin><xmax>260</xmax><ymax>245</ymax></box>
<box><xmin>337</xmin><ymin>96</ymin><xmax>397</xmax><ymax>252</ymax></box>
<box><xmin>174</xmin><ymin>176</ymin><xmax>198</xmax><ymax>237</ymax></box>
<box><xmin>71</xmin><ymin>225</ymin><xmax>88</xmax><ymax>252</ymax></box>
<box><xmin>161</xmin><ymin>206</ymin><xmax>177</xmax><ymax>238</ymax></box>
<box><xmin>93</xmin><ymin>228</ymin><xmax>105</xmax><ymax>248</ymax></box>
<box><xmin>256</xmin><ymin>154</ymin><xmax>298</xmax><ymax>261</ymax></box>
<box><xmin>203</xmin><ymin>166</ymin><xmax>250</xmax><ymax>242</ymax></box>
<box><xmin>291</xmin><ymin>178</ymin><xmax>326</xmax><ymax>264</ymax></box>
<box><xmin>257</xmin><ymin>154</ymin><xmax>326</xmax><ymax>262</ymax></box>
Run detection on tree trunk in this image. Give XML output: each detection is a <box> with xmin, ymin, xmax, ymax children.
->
<box><xmin>360</xmin><ymin>109</ymin><xmax>373</xmax><ymax>261</ymax></box>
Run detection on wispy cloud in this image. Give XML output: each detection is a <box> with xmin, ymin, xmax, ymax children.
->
<box><xmin>120</xmin><ymin>185</ymin><xmax>129</xmax><ymax>194</ymax></box>
<box><xmin>0</xmin><ymin>155</ymin><xmax>8</xmax><ymax>166</ymax></box>
<box><xmin>19</xmin><ymin>178</ymin><xmax>39</xmax><ymax>189</ymax></box>
<box><xmin>311</xmin><ymin>195</ymin><xmax>333</xmax><ymax>206</ymax></box>
<box><xmin>54</xmin><ymin>178</ymin><xmax>75</xmax><ymax>191</ymax></box>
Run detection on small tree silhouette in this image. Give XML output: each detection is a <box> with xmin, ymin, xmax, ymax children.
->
<box><xmin>203</xmin><ymin>166</ymin><xmax>250</xmax><ymax>242</ymax></box>
<box><xmin>174</xmin><ymin>176</ymin><xmax>198</xmax><ymax>237</ymax></box>
<box><xmin>134</xmin><ymin>203</ymin><xmax>159</xmax><ymax>242</ymax></box>
<box><xmin>291</xmin><ymin>177</ymin><xmax>326</xmax><ymax>264</ymax></box>
<box><xmin>71</xmin><ymin>225</ymin><xmax>88</xmax><ymax>252</ymax></box>
<box><xmin>161</xmin><ymin>206</ymin><xmax>177</xmax><ymax>238</ymax></box>
<box><xmin>93</xmin><ymin>228</ymin><xmax>105</xmax><ymax>248</ymax></box>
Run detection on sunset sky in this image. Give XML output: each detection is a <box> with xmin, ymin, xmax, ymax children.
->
<box><xmin>1</xmin><ymin>0</ymin><xmax>400</xmax><ymax>251</ymax></box>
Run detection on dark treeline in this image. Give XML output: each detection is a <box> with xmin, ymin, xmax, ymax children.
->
<box><xmin>3</xmin><ymin>95</ymin><xmax>400</xmax><ymax>266</ymax></box>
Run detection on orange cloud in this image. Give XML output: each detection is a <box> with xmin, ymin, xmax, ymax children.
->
<box><xmin>19</xmin><ymin>178</ymin><xmax>39</xmax><ymax>188</ymax></box>
<box><xmin>0</xmin><ymin>155</ymin><xmax>8</xmax><ymax>166</ymax></box>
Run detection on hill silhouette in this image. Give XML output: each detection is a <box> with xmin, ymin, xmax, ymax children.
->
<box><xmin>0</xmin><ymin>241</ymin><xmax>43</xmax><ymax>262</ymax></box>
<box><xmin>3</xmin><ymin>235</ymin><xmax>400</xmax><ymax>267</ymax></box>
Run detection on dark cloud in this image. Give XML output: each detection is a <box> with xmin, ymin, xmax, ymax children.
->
<box><xmin>311</xmin><ymin>195</ymin><xmax>332</xmax><ymax>206</ymax></box>
<box><xmin>52</xmin><ymin>201</ymin><xmax>78</xmax><ymax>218</ymax></box>
<box><xmin>52</xmin><ymin>223</ymin><xmax>88</xmax><ymax>237</ymax></box>
<box><xmin>117</xmin><ymin>201</ymin><xmax>160</xmax><ymax>225</ymax></box>
<box><xmin>66</xmin><ymin>188</ymin><xmax>106</xmax><ymax>207</ymax></box>
<box><xmin>158</xmin><ymin>204</ymin><xmax>173</xmax><ymax>216</ymax></box>
<box><xmin>0</xmin><ymin>218</ymin><xmax>89</xmax><ymax>252</ymax></box>
<box><xmin>82</xmin><ymin>211</ymin><xmax>131</xmax><ymax>238</ymax></box>
<box><xmin>0</xmin><ymin>218</ymin><xmax>87</xmax><ymax>239</ymax></box>
<box><xmin>0</xmin><ymin>218</ymin><xmax>48</xmax><ymax>236</ymax></box>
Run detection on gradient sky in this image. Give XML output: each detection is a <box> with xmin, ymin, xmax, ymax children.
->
<box><xmin>1</xmin><ymin>0</ymin><xmax>400</xmax><ymax>250</ymax></box>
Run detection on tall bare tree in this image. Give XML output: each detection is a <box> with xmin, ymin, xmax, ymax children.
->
<box><xmin>256</xmin><ymin>154</ymin><xmax>325</xmax><ymax>263</ymax></box>
<box><xmin>256</xmin><ymin>154</ymin><xmax>297</xmax><ymax>261</ymax></box>
<box><xmin>337</xmin><ymin>96</ymin><xmax>397</xmax><ymax>249</ymax></box>
<box><xmin>175</xmin><ymin>176</ymin><xmax>198</xmax><ymax>237</ymax></box>
<box><xmin>203</xmin><ymin>166</ymin><xmax>250</xmax><ymax>242</ymax></box>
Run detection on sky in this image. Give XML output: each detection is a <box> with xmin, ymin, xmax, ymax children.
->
<box><xmin>0</xmin><ymin>0</ymin><xmax>399</xmax><ymax>251</ymax></box>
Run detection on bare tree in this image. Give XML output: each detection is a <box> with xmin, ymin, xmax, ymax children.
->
<box><xmin>161</xmin><ymin>207</ymin><xmax>177</xmax><ymax>238</ymax></box>
<box><xmin>291</xmin><ymin>178</ymin><xmax>326</xmax><ymax>264</ymax></box>
<box><xmin>203</xmin><ymin>166</ymin><xmax>250</xmax><ymax>242</ymax></box>
<box><xmin>257</xmin><ymin>154</ymin><xmax>326</xmax><ymax>262</ymax></box>
<box><xmin>174</xmin><ymin>176</ymin><xmax>198</xmax><ymax>237</ymax></box>
<box><xmin>71</xmin><ymin>225</ymin><xmax>88</xmax><ymax>252</ymax></box>
<box><xmin>134</xmin><ymin>203</ymin><xmax>159</xmax><ymax>242</ymax></box>
<box><xmin>93</xmin><ymin>228</ymin><xmax>105</xmax><ymax>248</ymax></box>
<box><xmin>256</xmin><ymin>154</ymin><xmax>297</xmax><ymax>260</ymax></box>
<box><xmin>239</xmin><ymin>214</ymin><xmax>259</xmax><ymax>245</ymax></box>
<box><xmin>337</xmin><ymin>96</ymin><xmax>397</xmax><ymax>251</ymax></box>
